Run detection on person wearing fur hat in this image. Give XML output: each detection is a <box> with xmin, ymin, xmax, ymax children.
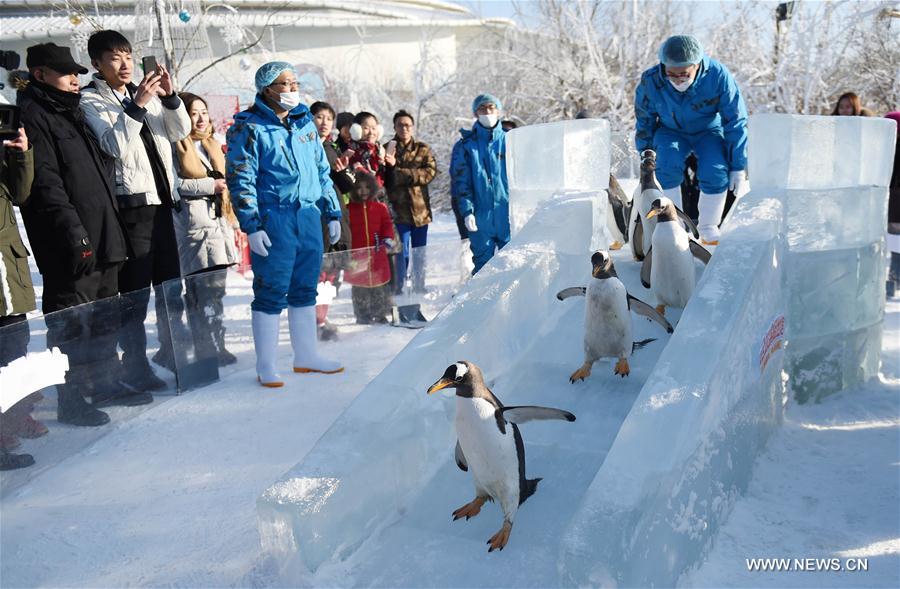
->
<box><xmin>226</xmin><ymin>61</ymin><xmax>344</xmax><ymax>387</ymax></box>
<box><xmin>449</xmin><ymin>93</ymin><xmax>510</xmax><ymax>274</ymax></box>
<box><xmin>635</xmin><ymin>34</ymin><xmax>749</xmax><ymax>245</ymax></box>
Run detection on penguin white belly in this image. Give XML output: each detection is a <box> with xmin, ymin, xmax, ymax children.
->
<box><xmin>629</xmin><ymin>187</ymin><xmax>660</xmax><ymax>255</ymax></box>
<box><xmin>650</xmin><ymin>222</ymin><xmax>696</xmax><ymax>308</ymax></box>
<box><xmin>584</xmin><ymin>278</ymin><xmax>632</xmax><ymax>361</ymax></box>
<box><xmin>455</xmin><ymin>397</ymin><xmax>520</xmax><ymax>507</ymax></box>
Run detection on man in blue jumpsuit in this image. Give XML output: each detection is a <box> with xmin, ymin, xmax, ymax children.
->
<box><xmin>450</xmin><ymin>93</ymin><xmax>509</xmax><ymax>274</ymax></box>
<box><xmin>226</xmin><ymin>62</ymin><xmax>343</xmax><ymax>387</ymax></box>
<box><xmin>635</xmin><ymin>35</ymin><xmax>749</xmax><ymax>245</ymax></box>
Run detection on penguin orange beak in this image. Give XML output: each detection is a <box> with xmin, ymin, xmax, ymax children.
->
<box><xmin>646</xmin><ymin>208</ymin><xmax>659</xmax><ymax>219</ymax></box>
<box><xmin>427</xmin><ymin>378</ymin><xmax>454</xmax><ymax>394</ymax></box>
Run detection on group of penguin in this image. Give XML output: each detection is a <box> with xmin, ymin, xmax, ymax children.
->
<box><xmin>425</xmin><ymin>149</ymin><xmax>712</xmax><ymax>553</ymax></box>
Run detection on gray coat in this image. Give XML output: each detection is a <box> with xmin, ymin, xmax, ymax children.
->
<box><xmin>173</xmin><ymin>140</ymin><xmax>237</xmax><ymax>275</ymax></box>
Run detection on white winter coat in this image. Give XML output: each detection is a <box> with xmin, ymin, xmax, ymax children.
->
<box><xmin>80</xmin><ymin>74</ymin><xmax>191</xmax><ymax>209</ymax></box>
<box><xmin>173</xmin><ymin>140</ymin><xmax>237</xmax><ymax>275</ymax></box>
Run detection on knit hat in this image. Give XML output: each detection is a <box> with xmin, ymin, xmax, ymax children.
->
<box><xmin>472</xmin><ymin>93</ymin><xmax>502</xmax><ymax>113</ymax></box>
<box><xmin>254</xmin><ymin>61</ymin><xmax>296</xmax><ymax>93</ymax></box>
<box><xmin>658</xmin><ymin>35</ymin><xmax>703</xmax><ymax>67</ymax></box>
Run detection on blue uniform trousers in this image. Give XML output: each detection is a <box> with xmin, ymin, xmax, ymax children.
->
<box><xmin>250</xmin><ymin>202</ymin><xmax>324</xmax><ymax>315</ymax></box>
<box><xmin>654</xmin><ymin>127</ymin><xmax>730</xmax><ymax>194</ymax></box>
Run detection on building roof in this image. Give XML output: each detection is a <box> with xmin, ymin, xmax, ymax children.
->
<box><xmin>0</xmin><ymin>0</ymin><xmax>514</xmax><ymax>41</ymax></box>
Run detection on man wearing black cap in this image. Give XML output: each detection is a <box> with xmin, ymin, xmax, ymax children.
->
<box><xmin>17</xmin><ymin>43</ymin><xmax>145</xmax><ymax>426</ymax></box>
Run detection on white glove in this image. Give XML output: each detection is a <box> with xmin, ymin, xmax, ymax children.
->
<box><xmin>328</xmin><ymin>220</ymin><xmax>341</xmax><ymax>245</ymax></box>
<box><xmin>248</xmin><ymin>230</ymin><xmax>272</xmax><ymax>257</ymax></box>
<box><xmin>464</xmin><ymin>214</ymin><xmax>478</xmax><ymax>233</ymax></box>
<box><xmin>729</xmin><ymin>170</ymin><xmax>747</xmax><ymax>194</ymax></box>
<box><xmin>381</xmin><ymin>238</ymin><xmax>395</xmax><ymax>251</ymax></box>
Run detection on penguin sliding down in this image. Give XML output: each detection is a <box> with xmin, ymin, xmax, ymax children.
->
<box><xmin>427</xmin><ymin>361</ymin><xmax>576</xmax><ymax>552</ymax></box>
<box><xmin>641</xmin><ymin>197</ymin><xmax>712</xmax><ymax>316</ymax></box>
<box><xmin>606</xmin><ymin>174</ymin><xmax>632</xmax><ymax>250</ymax></box>
<box><xmin>557</xmin><ymin>250</ymin><xmax>673</xmax><ymax>382</ymax></box>
<box><xmin>630</xmin><ymin>149</ymin><xmax>699</xmax><ymax>261</ymax></box>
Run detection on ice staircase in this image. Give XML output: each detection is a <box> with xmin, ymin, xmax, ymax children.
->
<box><xmin>254</xmin><ymin>116</ymin><xmax>896</xmax><ymax>587</ymax></box>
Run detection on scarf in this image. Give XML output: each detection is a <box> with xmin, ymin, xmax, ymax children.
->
<box><xmin>174</xmin><ymin>130</ymin><xmax>236</xmax><ymax>225</ymax></box>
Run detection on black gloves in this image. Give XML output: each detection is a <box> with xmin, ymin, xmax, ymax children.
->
<box><xmin>71</xmin><ymin>236</ymin><xmax>96</xmax><ymax>277</ymax></box>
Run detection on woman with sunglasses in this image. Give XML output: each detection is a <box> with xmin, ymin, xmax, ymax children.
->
<box><xmin>634</xmin><ymin>35</ymin><xmax>749</xmax><ymax>246</ymax></box>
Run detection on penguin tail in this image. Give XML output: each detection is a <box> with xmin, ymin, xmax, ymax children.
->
<box><xmin>632</xmin><ymin>338</ymin><xmax>657</xmax><ymax>351</ymax></box>
<box><xmin>520</xmin><ymin>478</ymin><xmax>542</xmax><ymax>505</ymax></box>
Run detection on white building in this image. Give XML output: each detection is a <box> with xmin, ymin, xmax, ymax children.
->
<box><xmin>0</xmin><ymin>0</ymin><xmax>513</xmax><ymax>111</ymax></box>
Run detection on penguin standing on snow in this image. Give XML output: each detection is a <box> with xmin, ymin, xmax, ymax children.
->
<box><xmin>558</xmin><ymin>250</ymin><xmax>673</xmax><ymax>382</ymax></box>
<box><xmin>641</xmin><ymin>197</ymin><xmax>712</xmax><ymax>316</ymax></box>
<box><xmin>427</xmin><ymin>361</ymin><xmax>576</xmax><ymax>552</ymax></box>
<box><xmin>630</xmin><ymin>149</ymin><xmax>698</xmax><ymax>261</ymax></box>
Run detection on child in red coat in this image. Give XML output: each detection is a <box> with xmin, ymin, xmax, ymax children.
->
<box><xmin>344</xmin><ymin>172</ymin><xmax>395</xmax><ymax>323</ymax></box>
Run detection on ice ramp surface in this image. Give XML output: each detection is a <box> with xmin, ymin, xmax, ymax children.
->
<box><xmin>256</xmin><ymin>192</ymin><xmax>679</xmax><ymax>585</ymax></box>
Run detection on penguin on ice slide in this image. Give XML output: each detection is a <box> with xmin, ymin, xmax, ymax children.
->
<box><xmin>557</xmin><ymin>250</ymin><xmax>673</xmax><ymax>382</ymax></box>
<box><xmin>427</xmin><ymin>361</ymin><xmax>576</xmax><ymax>552</ymax></box>
<box><xmin>630</xmin><ymin>149</ymin><xmax>698</xmax><ymax>261</ymax></box>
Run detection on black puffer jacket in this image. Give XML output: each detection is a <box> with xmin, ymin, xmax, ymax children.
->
<box><xmin>17</xmin><ymin>82</ymin><xmax>129</xmax><ymax>276</ymax></box>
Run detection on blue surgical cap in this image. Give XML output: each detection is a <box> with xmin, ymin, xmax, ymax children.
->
<box><xmin>472</xmin><ymin>93</ymin><xmax>502</xmax><ymax>113</ymax></box>
<box><xmin>254</xmin><ymin>61</ymin><xmax>296</xmax><ymax>93</ymax></box>
<box><xmin>658</xmin><ymin>35</ymin><xmax>703</xmax><ymax>68</ymax></box>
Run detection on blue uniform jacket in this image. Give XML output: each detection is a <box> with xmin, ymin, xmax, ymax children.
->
<box><xmin>635</xmin><ymin>55</ymin><xmax>748</xmax><ymax>171</ymax></box>
<box><xmin>226</xmin><ymin>95</ymin><xmax>341</xmax><ymax>234</ymax></box>
<box><xmin>449</xmin><ymin>122</ymin><xmax>509</xmax><ymax>239</ymax></box>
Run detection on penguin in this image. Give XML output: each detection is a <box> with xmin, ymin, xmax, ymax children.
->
<box><xmin>427</xmin><ymin>361</ymin><xmax>576</xmax><ymax>552</ymax></box>
<box><xmin>640</xmin><ymin>197</ymin><xmax>712</xmax><ymax>317</ymax></box>
<box><xmin>557</xmin><ymin>250</ymin><xmax>673</xmax><ymax>382</ymax></box>
<box><xmin>630</xmin><ymin>149</ymin><xmax>698</xmax><ymax>261</ymax></box>
<box><xmin>606</xmin><ymin>173</ymin><xmax>632</xmax><ymax>251</ymax></box>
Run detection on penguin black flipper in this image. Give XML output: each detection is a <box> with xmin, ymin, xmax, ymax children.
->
<box><xmin>556</xmin><ymin>286</ymin><xmax>587</xmax><ymax>301</ymax></box>
<box><xmin>689</xmin><ymin>240</ymin><xmax>712</xmax><ymax>265</ymax></box>
<box><xmin>633</xmin><ymin>216</ymin><xmax>645</xmax><ymax>261</ymax></box>
<box><xmin>501</xmin><ymin>406</ymin><xmax>576</xmax><ymax>424</ymax></box>
<box><xmin>640</xmin><ymin>247</ymin><xmax>653</xmax><ymax>289</ymax></box>
<box><xmin>454</xmin><ymin>440</ymin><xmax>468</xmax><ymax>472</ymax></box>
<box><xmin>676</xmin><ymin>206</ymin><xmax>700</xmax><ymax>239</ymax></box>
<box><xmin>513</xmin><ymin>423</ymin><xmax>541</xmax><ymax>506</ymax></box>
<box><xmin>627</xmin><ymin>293</ymin><xmax>674</xmax><ymax>333</ymax></box>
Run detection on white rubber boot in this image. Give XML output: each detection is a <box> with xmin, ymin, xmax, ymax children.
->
<box><xmin>251</xmin><ymin>310</ymin><xmax>283</xmax><ymax>388</ymax></box>
<box><xmin>698</xmin><ymin>191</ymin><xmax>727</xmax><ymax>245</ymax></box>
<box><xmin>662</xmin><ymin>186</ymin><xmax>683</xmax><ymax>210</ymax></box>
<box><xmin>289</xmin><ymin>305</ymin><xmax>343</xmax><ymax>374</ymax></box>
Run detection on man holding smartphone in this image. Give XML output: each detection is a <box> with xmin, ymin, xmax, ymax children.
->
<box><xmin>80</xmin><ymin>30</ymin><xmax>191</xmax><ymax>394</ymax></box>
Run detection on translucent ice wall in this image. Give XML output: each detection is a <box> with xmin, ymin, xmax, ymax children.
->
<box><xmin>558</xmin><ymin>192</ymin><xmax>788</xmax><ymax>587</ymax></box>
<box><xmin>750</xmin><ymin>114</ymin><xmax>896</xmax><ymax>403</ymax></box>
<box><xmin>506</xmin><ymin>119</ymin><xmax>610</xmax><ymax>234</ymax></box>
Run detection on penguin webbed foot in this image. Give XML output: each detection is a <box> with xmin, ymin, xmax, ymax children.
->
<box><xmin>569</xmin><ymin>363</ymin><xmax>592</xmax><ymax>383</ymax></box>
<box><xmin>452</xmin><ymin>497</ymin><xmax>487</xmax><ymax>521</ymax></box>
<box><xmin>614</xmin><ymin>358</ymin><xmax>630</xmax><ymax>378</ymax></box>
<box><xmin>609</xmin><ymin>240</ymin><xmax>623</xmax><ymax>251</ymax></box>
<box><xmin>487</xmin><ymin>521</ymin><xmax>513</xmax><ymax>553</ymax></box>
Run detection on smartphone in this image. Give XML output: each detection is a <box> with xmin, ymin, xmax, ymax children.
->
<box><xmin>0</xmin><ymin>104</ymin><xmax>21</xmax><ymax>141</ymax></box>
<box><xmin>342</xmin><ymin>148</ymin><xmax>355</xmax><ymax>159</ymax></box>
<box><xmin>141</xmin><ymin>55</ymin><xmax>158</xmax><ymax>75</ymax></box>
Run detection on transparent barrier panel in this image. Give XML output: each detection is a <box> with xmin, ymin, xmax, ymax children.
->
<box><xmin>749</xmin><ymin>114</ymin><xmax>896</xmax><ymax>190</ymax></box>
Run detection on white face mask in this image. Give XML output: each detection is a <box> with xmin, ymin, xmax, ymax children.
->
<box><xmin>478</xmin><ymin>113</ymin><xmax>499</xmax><ymax>128</ymax></box>
<box><xmin>669</xmin><ymin>79</ymin><xmax>692</xmax><ymax>93</ymax></box>
<box><xmin>277</xmin><ymin>91</ymin><xmax>301</xmax><ymax>110</ymax></box>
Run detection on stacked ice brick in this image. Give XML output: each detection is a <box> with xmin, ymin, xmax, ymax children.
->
<box><xmin>750</xmin><ymin>114</ymin><xmax>896</xmax><ymax>402</ymax></box>
<box><xmin>506</xmin><ymin>119</ymin><xmax>610</xmax><ymax>235</ymax></box>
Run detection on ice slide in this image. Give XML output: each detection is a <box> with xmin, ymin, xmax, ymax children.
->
<box><xmin>255</xmin><ymin>116</ymin><xmax>896</xmax><ymax>587</ymax></box>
